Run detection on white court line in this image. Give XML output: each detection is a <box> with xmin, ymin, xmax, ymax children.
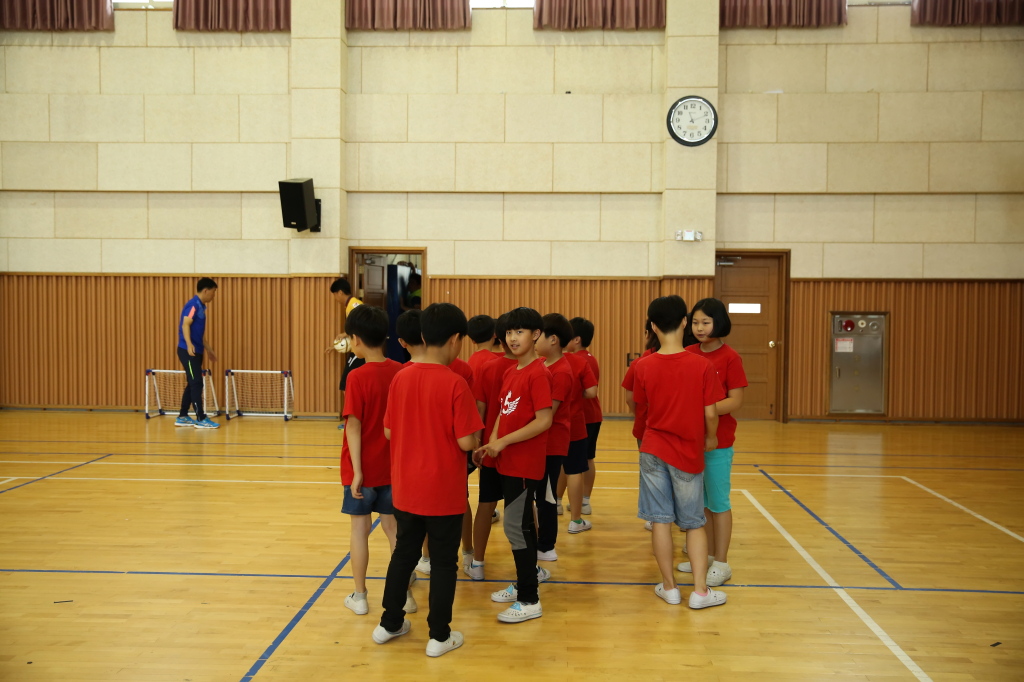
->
<box><xmin>0</xmin><ymin>477</ymin><xmax>17</xmax><ymax>486</ymax></box>
<box><xmin>740</xmin><ymin>489</ymin><xmax>932</xmax><ymax>682</ymax></box>
<box><xmin>50</xmin><ymin>477</ymin><xmax>339</xmax><ymax>485</ymax></box>
<box><xmin>901</xmin><ymin>476</ymin><xmax>1024</xmax><ymax>544</ymax></box>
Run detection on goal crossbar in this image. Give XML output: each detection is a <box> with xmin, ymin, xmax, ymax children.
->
<box><xmin>224</xmin><ymin>369</ymin><xmax>295</xmax><ymax>421</ymax></box>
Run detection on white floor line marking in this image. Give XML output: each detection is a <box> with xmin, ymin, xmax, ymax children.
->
<box><xmin>0</xmin><ymin>477</ymin><xmax>17</xmax><ymax>486</ymax></box>
<box><xmin>901</xmin><ymin>476</ymin><xmax>1024</xmax><ymax>544</ymax></box>
<box><xmin>740</xmin><ymin>489</ymin><xmax>932</xmax><ymax>682</ymax></box>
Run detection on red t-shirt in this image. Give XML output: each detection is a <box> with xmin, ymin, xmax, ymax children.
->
<box><xmin>472</xmin><ymin>355</ymin><xmax>517</xmax><ymax>467</ymax></box>
<box><xmin>577</xmin><ymin>350</ymin><xmax>603</xmax><ymax>424</ymax></box>
<box><xmin>341</xmin><ymin>359</ymin><xmax>403</xmax><ymax>487</ymax></box>
<box><xmin>384</xmin><ymin>363</ymin><xmax>484</xmax><ymax>516</ymax></box>
<box><xmin>494</xmin><ymin>358</ymin><xmax>552</xmax><ymax>480</ymax></box>
<box><xmin>564</xmin><ymin>352</ymin><xmax>597</xmax><ymax>442</ymax></box>
<box><xmin>685</xmin><ymin>343</ymin><xmax>747</xmax><ymax>449</ymax></box>
<box><xmin>621</xmin><ymin>349</ymin><xmax>653</xmax><ymax>440</ymax></box>
<box><xmin>633</xmin><ymin>352</ymin><xmax>725</xmax><ymax>474</ymax></box>
<box><xmin>468</xmin><ymin>348</ymin><xmax>500</xmax><ymax>377</ymax></box>
<box><xmin>449</xmin><ymin>357</ymin><xmax>474</xmax><ymax>390</ymax></box>
<box><xmin>544</xmin><ymin>356</ymin><xmax>573</xmax><ymax>456</ymax></box>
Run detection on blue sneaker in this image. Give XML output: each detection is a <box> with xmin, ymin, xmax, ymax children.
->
<box><xmin>193</xmin><ymin>417</ymin><xmax>220</xmax><ymax>429</ymax></box>
<box><xmin>338</xmin><ymin>423</ymin><xmax>345</xmax><ymax>430</ymax></box>
<box><xmin>175</xmin><ymin>416</ymin><xmax>195</xmax><ymax>427</ymax></box>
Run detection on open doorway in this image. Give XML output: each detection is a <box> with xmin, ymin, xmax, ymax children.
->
<box><xmin>349</xmin><ymin>247</ymin><xmax>426</xmax><ymax>364</ymax></box>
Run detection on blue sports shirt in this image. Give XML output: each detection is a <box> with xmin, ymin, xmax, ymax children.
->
<box><xmin>177</xmin><ymin>295</ymin><xmax>207</xmax><ymax>355</ymax></box>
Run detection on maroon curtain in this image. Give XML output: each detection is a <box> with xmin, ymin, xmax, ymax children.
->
<box><xmin>912</xmin><ymin>0</ymin><xmax>1022</xmax><ymax>24</ymax></box>
<box><xmin>174</xmin><ymin>0</ymin><xmax>290</xmax><ymax>31</ymax></box>
<box><xmin>346</xmin><ymin>0</ymin><xmax>471</xmax><ymax>30</ymax></box>
<box><xmin>1</xmin><ymin>0</ymin><xmax>112</xmax><ymax>30</ymax></box>
<box><xmin>721</xmin><ymin>0</ymin><xmax>846</xmax><ymax>28</ymax></box>
<box><xmin>534</xmin><ymin>0</ymin><xmax>665</xmax><ymax>30</ymax></box>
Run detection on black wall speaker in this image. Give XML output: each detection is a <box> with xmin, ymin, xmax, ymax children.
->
<box><xmin>279</xmin><ymin>178</ymin><xmax>321</xmax><ymax>232</ymax></box>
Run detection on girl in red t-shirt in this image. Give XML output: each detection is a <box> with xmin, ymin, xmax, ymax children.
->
<box><xmin>678</xmin><ymin>298</ymin><xmax>748</xmax><ymax>589</ymax></box>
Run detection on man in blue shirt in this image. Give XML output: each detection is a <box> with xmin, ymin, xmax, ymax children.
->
<box><xmin>176</xmin><ymin>277</ymin><xmax>220</xmax><ymax>428</ymax></box>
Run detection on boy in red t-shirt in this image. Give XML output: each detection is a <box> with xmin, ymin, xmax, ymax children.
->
<box><xmin>557</xmin><ymin>340</ymin><xmax>598</xmax><ymax>533</ymax></box>
<box><xmin>340</xmin><ymin>306</ymin><xmax>405</xmax><ymax>617</ymax></box>
<box><xmin>467</xmin><ymin>315</ymin><xmax>502</xmax><ymax>375</ymax></box>
<box><xmin>466</xmin><ymin>313</ymin><xmax>517</xmax><ymax>581</ymax></box>
<box><xmin>534</xmin><ymin>313</ymin><xmax>575</xmax><ymax>562</ymax></box>
<box><xmin>473</xmin><ymin>307</ymin><xmax>553</xmax><ymax>624</ymax></box>
<box><xmin>569</xmin><ymin>317</ymin><xmax>602</xmax><ymax>514</ymax></box>
<box><xmin>633</xmin><ymin>295</ymin><xmax>727</xmax><ymax>610</ymax></box>
<box><xmin>374</xmin><ymin>303</ymin><xmax>483</xmax><ymax>658</ymax></box>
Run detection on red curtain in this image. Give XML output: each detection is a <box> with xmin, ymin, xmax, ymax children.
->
<box><xmin>912</xmin><ymin>0</ymin><xmax>1023</xmax><ymax>24</ymax></box>
<box><xmin>1</xmin><ymin>0</ymin><xmax>112</xmax><ymax>30</ymax></box>
<box><xmin>534</xmin><ymin>0</ymin><xmax>665</xmax><ymax>30</ymax></box>
<box><xmin>721</xmin><ymin>0</ymin><xmax>846</xmax><ymax>28</ymax></box>
<box><xmin>346</xmin><ymin>0</ymin><xmax>471</xmax><ymax>30</ymax></box>
<box><xmin>173</xmin><ymin>0</ymin><xmax>290</xmax><ymax>31</ymax></box>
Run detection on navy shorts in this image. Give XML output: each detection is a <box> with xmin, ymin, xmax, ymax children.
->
<box><xmin>564</xmin><ymin>438</ymin><xmax>590</xmax><ymax>476</ymax></box>
<box><xmin>342</xmin><ymin>484</ymin><xmax>394</xmax><ymax>516</ymax></box>
<box><xmin>478</xmin><ymin>465</ymin><xmax>502</xmax><ymax>504</ymax></box>
<box><xmin>585</xmin><ymin>422</ymin><xmax>601</xmax><ymax>460</ymax></box>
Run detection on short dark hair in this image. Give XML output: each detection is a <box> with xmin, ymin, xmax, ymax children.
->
<box><xmin>644</xmin><ymin>319</ymin><xmax>661</xmax><ymax>352</ymax></box>
<box><xmin>494</xmin><ymin>312</ymin><xmax>511</xmax><ymax>350</ymax></box>
<box><xmin>505</xmin><ymin>307</ymin><xmax>543</xmax><ymax>333</ymax></box>
<box><xmin>569</xmin><ymin>317</ymin><xmax>595</xmax><ymax>347</ymax></box>
<box><xmin>344</xmin><ymin>305</ymin><xmax>388</xmax><ymax>348</ymax></box>
<box><xmin>647</xmin><ymin>295</ymin><xmax>688</xmax><ymax>335</ymax></box>
<box><xmin>396</xmin><ymin>309</ymin><xmax>423</xmax><ymax>346</ymax></box>
<box><xmin>541</xmin><ymin>313</ymin><xmax>573</xmax><ymax>349</ymax></box>
<box><xmin>690</xmin><ymin>298</ymin><xmax>732</xmax><ymax>338</ymax></box>
<box><xmin>197</xmin><ymin>277</ymin><xmax>217</xmax><ymax>292</ymax></box>
<box><xmin>467</xmin><ymin>315</ymin><xmax>496</xmax><ymax>344</ymax></box>
<box><xmin>421</xmin><ymin>303</ymin><xmax>468</xmax><ymax>347</ymax></box>
<box><xmin>330</xmin><ymin>277</ymin><xmax>351</xmax><ymax>295</ymax></box>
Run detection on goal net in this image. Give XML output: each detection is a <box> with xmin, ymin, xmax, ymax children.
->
<box><xmin>144</xmin><ymin>369</ymin><xmax>220</xmax><ymax>419</ymax></box>
<box><xmin>224</xmin><ymin>369</ymin><xmax>295</xmax><ymax>421</ymax></box>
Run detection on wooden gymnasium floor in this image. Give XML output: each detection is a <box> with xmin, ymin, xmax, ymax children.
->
<box><xmin>0</xmin><ymin>411</ymin><xmax>1022</xmax><ymax>681</ymax></box>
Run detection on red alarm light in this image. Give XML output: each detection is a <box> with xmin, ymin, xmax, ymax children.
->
<box><xmin>842</xmin><ymin>319</ymin><xmax>855</xmax><ymax>332</ymax></box>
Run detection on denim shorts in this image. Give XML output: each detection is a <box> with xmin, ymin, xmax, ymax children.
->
<box><xmin>703</xmin><ymin>447</ymin><xmax>734</xmax><ymax>513</ymax></box>
<box><xmin>341</xmin><ymin>484</ymin><xmax>394</xmax><ymax>516</ymax></box>
<box><xmin>637</xmin><ymin>453</ymin><xmax>706</xmax><ymax>530</ymax></box>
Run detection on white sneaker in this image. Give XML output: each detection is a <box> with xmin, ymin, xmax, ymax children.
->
<box><xmin>465</xmin><ymin>560</ymin><xmax>485</xmax><ymax>581</ymax></box>
<box><xmin>372</xmin><ymin>619</ymin><xmax>410</xmax><ymax>644</ymax></box>
<box><xmin>425</xmin><ymin>631</ymin><xmax>464</xmax><ymax>658</ymax></box>
<box><xmin>344</xmin><ymin>592</ymin><xmax>369</xmax><ymax>615</ymax></box>
<box><xmin>462</xmin><ymin>551</ymin><xmax>473</xmax><ymax>573</ymax></box>
<box><xmin>706</xmin><ymin>563</ymin><xmax>732</xmax><ymax>587</ymax></box>
<box><xmin>689</xmin><ymin>587</ymin><xmax>727</xmax><ymax>609</ymax></box>
<box><xmin>567</xmin><ymin>519</ymin><xmax>592</xmax><ymax>534</ymax></box>
<box><xmin>404</xmin><ymin>590</ymin><xmax>418</xmax><ymax>614</ymax></box>
<box><xmin>415</xmin><ymin>556</ymin><xmax>431</xmax><ymax>575</ymax></box>
<box><xmin>555</xmin><ymin>500</ymin><xmax>564</xmax><ymax>516</ymax></box>
<box><xmin>536</xmin><ymin>549</ymin><xmax>558</xmax><ymax>562</ymax></box>
<box><xmin>537</xmin><ymin>566</ymin><xmax>551</xmax><ymax>583</ymax></box>
<box><xmin>581</xmin><ymin>499</ymin><xmax>592</xmax><ymax>515</ymax></box>
<box><xmin>491</xmin><ymin>509</ymin><xmax>501</xmax><ymax>524</ymax></box>
<box><xmin>644</xmin><ymin>520</ymin><xmax>653</xmax><ymax>531</ymax></box>
<box><xmin>497</xmin><ymin>601</ymin><xmax>542</xmax><ymax>623</ymax></box>
<box><xmin>491</xmin><ymin>583</ymin><xmax>518</xmax><ymax>603</ymax></box>
<box><xmin>655</xmin><ymin>583</ymin><xmax>681</xmax><ymax>605</ymax></box>
<box><xmin>677</xmin><ymin>557</ymin><xmax>715</xmax><ymax>573</ymax></box>
<box><xmin>408</xmin><ymin>571</ymin><xmax>417</xmax><ymax>587</ymax></box>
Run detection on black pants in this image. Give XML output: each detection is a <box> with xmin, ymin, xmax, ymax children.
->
<box><xmin>176</xmin><ymin>346</ymin><xmax>205</xmax><ymax>420</ymax></box>
<box><xmin>501</xmin><ymin>474</ymin><xmax>540</xmax><ymax>604</ymax></box>
<box><xmin>381</xmin><ymin>508</ymin><xmax>463</xmax><ymax>642</ymax></box>
<box><xmin>536</xmin><ymin>455</ymin><xmax>564</xmax><ymax>553</ymax></box>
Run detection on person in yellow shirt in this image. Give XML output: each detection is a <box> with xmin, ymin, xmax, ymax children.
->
<box><xmin>331</xmin><ymin>277</ymin><xmax>364</xmax><ymax>428</ymax></box>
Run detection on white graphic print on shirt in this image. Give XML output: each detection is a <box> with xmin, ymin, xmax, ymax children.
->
<box><xmin>501</xmin><ymin>391</ymin><xmax>521</xmax><ymax>416</ymax></box>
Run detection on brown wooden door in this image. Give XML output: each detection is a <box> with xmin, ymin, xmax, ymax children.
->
<box><xmin>358</xmin><ymin>254</ymin><xmax>386</xmax><ymax>309</ymax></box>
<box><xmin>715</xmin><ymin>254</ymin><xmax>784</xmax><ymax>420</ymax></box>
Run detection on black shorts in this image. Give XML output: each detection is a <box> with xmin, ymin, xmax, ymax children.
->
<box><xmin>339</xmin><ymin>354</ymin><xmax>365</xmax><ymax>391</ymax></box>
<box><xmin>585</xmin><ymin>422</ymin><xmax>601</xmax><ymax>460</ymax></box>
<box><xmin>478</xmin><ymin>465</ymin><xmax>502</xmax><ymax>504</ymax></box>
<box><xmin>564</xmin><ymin>438</ymin><xmax>590</xmax><ymax>475</ymax></box>
<box><xmin>466</xmin><ymin>451</ymin><xmax>477</xmax><ymax>477</ymax></box>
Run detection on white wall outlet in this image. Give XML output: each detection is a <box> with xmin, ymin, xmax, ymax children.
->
<box><xmin>683</xmin><ymin>230</ymin><xmax>695</xmax><ymax>241</ymax></box>
<box><xmin>675</xmin><ymin>230</ymin><xmax>683</xmax><ymax>241</ymax></box>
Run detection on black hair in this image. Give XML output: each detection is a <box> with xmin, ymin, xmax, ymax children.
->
<box><xmin>494</xmin><ymin>312</ymin><xmax>511</xmax><ymax>350</ymax></box>
<box><xmin>396</xmin><ymin>309</ymin><xmax>423</xmax><ymax>346</ymax></box>
<box><xmin>541</xmin><ymin>313</ymin><xmax>573</xmax><ymax>349</ymax></box>
<box><xmin>197</xmin><ymin>277</ymin><xmax>218</xmax><ymax>292</ymax></box>
<box><xmin>690</xmin><ymin>298</ymin><xmax>732</xmax><ymax>338</ymax></box>
<box><xmin>569</xmin><ymin>317</ymin><xmax>594</xmax><ymax>348</ymax></box>
<box><xmin>467</xmin><ymin>315</ymin><xmax>496</xmax><ymax>344</ymax></box>
<box><xmin>330</xmin><ymin>277</ymin><xmax>352</xmax><ymax>295</ymax></box>
<box><xmin>504</xmin><ymin>307</ymin><xmax>543</xmax><ymax>333</ymax></box>
<box><xmin>647</xmin><ymin>295</ymin><xmax>688</xmax><ymax>335</ymax></box>
<box><xmin>344</xmin><ymin>305</ymin><xmax>388</xmax><ymax>348</ymax></box>
<box><xmin>420</xmin><ymin>303</ymin><xmax>468</xmax><ymax>347</ymax></box>
<box><xmin>644</xmin><ymin>319</ymin><xmax>661</xmax><ymax>352</ymax></box>
<box><xmin>682</xmin><ymin>321</ymin><xmax>699</xmax><ymax>348</ymax></box>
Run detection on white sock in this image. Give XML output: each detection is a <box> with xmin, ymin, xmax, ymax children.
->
<box><xmin>472</xmin><ymin>560</ymin><xmax>484</xmax><ymax>567</ymax></box>
<box><xmin>351</xmin><ymin>590</ymin><xmax>367</xmax><ymax>600</ymax></box>
<box><xmin>708</xmin><ymin>555</ymin><xmax>715</xmax><ymax>567</ymax></box>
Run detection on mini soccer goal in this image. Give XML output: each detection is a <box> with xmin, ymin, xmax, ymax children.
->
<box><xmin>224</xmin><ymin>369</ymin><xmax>295</xmax><ymax>421</ymax></box>
<box><xmin>144</xmin><ymin>368</ymin><xmax>220</xmax><ymax>419</ymax></box>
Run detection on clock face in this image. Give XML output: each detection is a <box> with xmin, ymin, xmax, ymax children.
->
<box><xmin>668</xmin><ymin>96</ymin><xmax>717</xmax><ymax>147</ymax></box>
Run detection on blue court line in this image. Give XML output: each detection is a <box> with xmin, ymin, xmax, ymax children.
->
<box><xmin>238</xmin><ymin>516</ymin><xmax>380</xmax><ymax>682</ymax></box>
<box><xmin>0</xmin><ymin>454</ymin><xmax>112</xmax><ymax>495</ymax></box>
<box><xmin>757</xmin><ymin>467</ymin><xmax>903</xmax><ymax>589</ymax></box>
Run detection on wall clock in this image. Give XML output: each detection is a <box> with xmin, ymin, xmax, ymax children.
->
<box><xmin>667</xmin><ymin>96</ymin><xmax>717</xmax><ymax>147</ymax></box>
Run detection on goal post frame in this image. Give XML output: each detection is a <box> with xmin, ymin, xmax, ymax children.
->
<box><xmin>224</xmin><ymin>369</ymin><xmax>295</xmax><ymax>421</ymax></box>
<box><xmin>144</xmin><ymin>368</ymin><xmax>220</xmax><ymax>419</ymax></box>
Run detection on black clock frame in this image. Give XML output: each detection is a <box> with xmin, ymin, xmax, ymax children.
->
<box><xmin>667</xmin><ymin>96</ymin><xmax>718</xmax><ymax>147</ymax></box>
